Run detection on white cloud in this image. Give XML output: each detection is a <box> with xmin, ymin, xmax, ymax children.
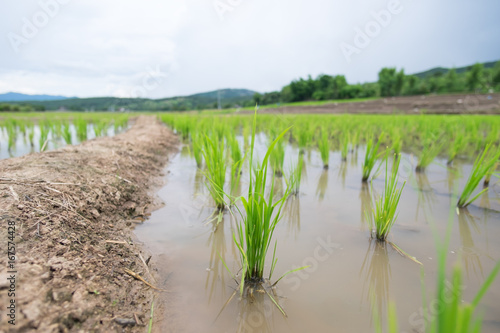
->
<box><xmin>0</xmin><ymin>0</ymin><xmax>499</xmax><ymax>98</ymax></box>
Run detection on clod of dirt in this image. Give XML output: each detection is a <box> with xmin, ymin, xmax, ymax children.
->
<box><xmin>114</xmin><ymin>318</ymin><xmax>138</xmax><ymax>326</ymax></box>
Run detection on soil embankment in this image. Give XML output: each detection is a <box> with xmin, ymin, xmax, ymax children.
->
<box><xmin>255</xmin><ymin>93</ymin><xmax>500</xmax><ymax>114</ymax></box>
<box><xmin>0</xmin><ymin>116</ymin><xmax>178</xmax><ymax>332</ymax></box>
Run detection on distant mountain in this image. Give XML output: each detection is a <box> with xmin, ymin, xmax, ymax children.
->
<box><xmin>7</xmin><ymin>88</ymin><xmax>257</xmax><ymax>111</ymax></box>
<box><xmin>187</xmin><ymin>89</ymin><xmax>257</xmax><ymax>99</ymax></box>
<box><xmin>412</xmin><ymin>61</ymin><xmax>497</xmax><ymax>79</ymax></box>
<box><xmin>0</xmin><ymin>92</ymin><xmax>72</xmax><ymax>102</ymax></box>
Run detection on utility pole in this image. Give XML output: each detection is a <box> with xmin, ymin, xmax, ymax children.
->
<box><xmin>217</xmin><ymin>89</ymin><xmax>221</xmax><ymax>110</ymax></box>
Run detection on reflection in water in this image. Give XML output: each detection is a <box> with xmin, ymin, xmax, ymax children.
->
<box><xmin>360</xmin><ymin>183</ymin><xmax>372</xmax><ymax>230</ymax></box>
<box><xmin>446</xmin><ymin>164</ymin><xmax>461</xmax><ymax>195</ymax></box>
<box><xmin>230</xmin><ymin>169</ymin><xmax>243</xmax><ymax>199</ymax></box>
<box><xmin>360</xmin><ymin>240</ymin><xmax>391</xmax><ymax>327</ymax></box>
<box><xmin>273</xmin><ymin>176</ymin><xmax>285</xmax><ymax>199</ymax></box>
<box><xmin>135</xmin><ymin>139</ymin><xmax>500</xmax><ymax>332</ymax></box>
<box><xmin>194</xmin><ymin>168</ymin><xmax>205</xmax><ymax>195</ymax></box>
<box><xmin>316</xmin><ymin>170</ymin><xmax>329</xmax><ymax>202</ymax></box>
<box><xmin>338</xmin><ymin>161</ymin><xmax>348</xmax><ymax>189</ymax></box>
<box><xmin>301</xmin><ymin>157</ymin><xmax>308</xmax><ymax>183</ymax></box>
<box><xmin>284</xmin><ymin>196</ymin><xmax>301</xmax><ymax>238</ymax></box>
<box><xmin>205</xmin><ymin>217</ymin><xmax>228</xmax><ymax>304</ymax></box>
<box><xmin>457</xmin><ymin>209</ymin><xmax>484</xmax><ymax>279</ymax></box>
<box><xmin>350</xmin><ymin>147</ymin><xmax>358</xmax><ymax>168</ymax></box>
<box><xmin>479</xmin><ymin>188</ymin><xmax>491</xmax><ymax>209</ymax></box>
<box><xmin>234</xmin><ymin>293</ymin><xmax>279</xmax><ymax>333</ymax></box>
<box><xmin>180</xmin><ymin>144</ymin><xmax>190</xmax><ymax>158</ymax></box>
<box><xmin>415</xmin><ymin>172</ymin><xmax>436</xmax><ymax>221</ymax></box>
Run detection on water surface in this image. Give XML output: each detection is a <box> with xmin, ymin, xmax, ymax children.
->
<box><xmin>135</xmin><ymin>141</ymin><xmax>500</xmax><ymax>333</ymax></box>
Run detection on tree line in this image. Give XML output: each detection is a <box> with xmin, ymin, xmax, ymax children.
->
<box><xmin>252</xmin><ymin>61</ymin><xmax>500</xmax><ymax>106</ymax></box>
<box><xmin>0</xmin><ymin>103</ymin><xmax>45</xmax><ymax>112</ymax></box>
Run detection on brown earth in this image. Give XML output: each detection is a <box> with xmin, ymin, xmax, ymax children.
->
<box><xmin>253</xmin><ymin>93</ymin><xmax>500</xmax><ymax>114</ymax></box>
<box><xmin>0</xmin><ymin>116</ymin><xmax>178</xmax><ymax>332</ymax></box>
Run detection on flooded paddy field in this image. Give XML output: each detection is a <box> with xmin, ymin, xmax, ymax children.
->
<box><xmin>136</xmin><ymin>114</ymin><xmax>500</xmax><ymax>333</ymax></box>
<box><xmin>0</xmin><ymin>113</ymin><xmax>129</xmax><ymax>159</ymax></box>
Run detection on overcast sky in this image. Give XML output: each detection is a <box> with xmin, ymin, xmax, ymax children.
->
<box><xmin>0</xmin><ymin>0</ymin><xmax>499</xmax><ymax>99</ymax></box>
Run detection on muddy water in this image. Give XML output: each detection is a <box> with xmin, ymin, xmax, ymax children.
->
<box><xmin>135</xmin><ymin>141</ymin><xmax>500</xmax><ymax>333</ymax></box>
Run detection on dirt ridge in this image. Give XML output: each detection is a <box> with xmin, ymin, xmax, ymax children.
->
<box><xmin>253</xmin><ymin>93</ymin><xmax>500</xmax><ymax>114</ymax></box>
<box><xmin>0</xmin><ymin>116</ymin><xmax>178</xmax><ymax>332</ymax></box>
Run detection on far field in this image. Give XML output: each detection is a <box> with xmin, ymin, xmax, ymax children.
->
<box><xmin>1</xmin><ymin>102</ymin><xmax>499</xmax><ymax>332</ymax></box>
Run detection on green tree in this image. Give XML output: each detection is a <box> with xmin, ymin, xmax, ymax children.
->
<box><xmin>445</xmin><ymin>68</ymin><xmax>458</xmax><ymax>92</ymax></box>
<box><xmin>360</xmin><ymin>82</ymin><xmax>379</xmax><ymax>98</ymax></box>
<box><xmin>466</xmin><ymin>63</ymin><xmax>484</xmax><ymax>92</ymax></box>
<box><xmin>404</xmin><ymin>75</ymin><xmax>419</xmax><ymax>95</ymax></box>
<box><xmin>0</xmin><ymin>104</ymin><xmax>12</xmax><ymax>111</ymax></box>
<box><xmin>331</xmin><ymin>75</ymin><xmax>348</xmax><ymax>99</ymax></box>
<box><xmin>394</xmin><ymin>69</ymin><xmax>405</xmax><ymax>96</ymax></box>
<box><xmin>253</xmin><ymin>93</ymin><xmax>262</xmax><ymax>105</ymax></box>
<box><xmin>378</xmin><ymin>67</ymin><xmax>397</xmax><ymax>97</ymax></box>
<box><xmin>288</xmin><ymin>77</ymin><xmax>314</xmax><ymax>102</ymax></box>
<box><xmin>491</xmin><ymin>61</ymin><xmax>500</xmax><ymax>90</ymax></box>
<box><xmin>260</xmin><ymin>91</ymin><xmax>281</xmax><ymax>105</ymax></box>
<box><xmin>315</xmin><ymin>74</ymin><xmax>334</xmax><ymax>100</ymax></box>
<box><xmin>280</xmin><ymin>85</ymin><xmax>293</xmax><ymax>103</ymax></box>
<box><xmin>312</xmin><ymin>90</ymin><xmax>325</xmax><ymax>100</ymax></box>
<box><xmin>340</xmin><ymin>84</ymin><xmax>362</xmax><ymax>99</ymax></box>
<box><xmin>428</xmin><ymin>74</ymin><xmax>445</xmax><ymax>93</ymax></box>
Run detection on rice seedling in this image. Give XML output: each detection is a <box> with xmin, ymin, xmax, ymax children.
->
<box><xmin>351</xmin><ymin>129</ymin><xmax>359</xmax><ymax>151</ymax></box>
<box><xmin>317</xmin><ymin>130</ymin><xmax>330</xmax><ymax>169</ymax></box>
<box><xmin>6</xmin><ymin>121</ymin><xmax>17</xmax><ymax>152</ymax></box>
<box><xmin>373</xmin><ymin>201</ymin><xmax>500</xmax><ymax>333</ymax></box>
<box><xmin>424</xmin><ymin>204</ymin><xmax>500</xmax><ymax>333</ymax></box>
<box><xmin>228</xmin><ymin>133</ymin><xmax>245</xmax><ymax>198</ymax></box>
<box><xmin>286</xmin><ymin>155</ymin><xmax>303</xmax><ymax>196</ymax></box>
<box><xmin>114</xmin><ymin>115</ymin><xmax>129</xmax><ymax>132</ymax></box>
<box><xmin>39</xmin><ymin>123</ymin><xmax>50</xmax><ymax>152</ymax></box>
<box><xmin>362</xmin><ymin>133</ymin><xmax>384</xmax><ymax>182</ymax></box>
<box><xmin>27</xmin><ymin>123</ymin><xmax>35</xmax><ymax>148</ymax></box>
<box><xmin>18</xmin><ymin>122</ymin><xmax>27</xmax><ymax>145</ymax></box>
<box><xmin>416</xmin><ymin>136</ymin><xmax>443</xmax><ymax>172</ymax></box>
<box><xmin>368</xmin><ymin>155</ymin><xmax>406</xmax><ymax>241</ymax></box>
<box><xmin>52</xmin><ymin>121</ymin><xmax>62</xmax><ymax>139</ymax></box>
<box><xmin>173</xmin><ymin>116</ymin><xmax>192</xmax><ymax>142</ymax></box>
<box><xmin>228</xmin><ymin>132</ymin><xmax>242</xmax><ymax>169</ymax></box>
<box><xmin>447</xmin><ymin>134</ymin><xmax>465</xmax><ymax>165</ymax></box>
<box><xmin>457</xmin><ymin>143</ymin><xmax>500</xmax><ymax>208</ymax></box>
<box><xmin>231</xmin><ymin>109</ymin><xmax>305</xmax><ymax>305</ymax></box>
<box><xmin>75</xmin><ymin>118</ymin><xmax>88</xmax><ymax>142</ymax></box>
<box><xmin>340</xmin><ymin>131</ymin><xmax>349</xmax><ymax>162</ymax></box>
<box><xmin>191</xmin><ymin>132</ymin><xmax>203</xmax><ymax>168</ymax></box>
<box><xmin>483</xmin><ymin>145</ymin><xmax>499</xmax><ymax>187</ymax></box>
<box><xmin>391</xmin><ymin>130</ymin><xmax>401</xmax><ymax>155</ymax></box>
<box><xmin>425</xmin><ymin>257</ymin><xmax>500</xmax><ymax>333</ymax></box>
<box><xmin>201</xmin><ymin>133</ymin><xmax>227</xmax><ymax>211</ymax></box>
<box><xmin>93</xmin><ymin>120</ymin><xmax>108</xmax><ymax>137</ymax></box>
<box><xmin>242</xmin><ymin>123</ymin><xmax>251</xmax><ymax>150</ymax></box>
<box><xmin>269</xmin><ymin>132</ymin><xmax>285</xmax><ymax>177</ymax></box>
<box><xmin>62</xmin><ymin>122</ymin><xmax>72</xmax><ymax>145</ymax></box>
<box><xmin>296</xmin><ymin>124</ymin><xmax>312</xmax><ymax>154</ymax></box>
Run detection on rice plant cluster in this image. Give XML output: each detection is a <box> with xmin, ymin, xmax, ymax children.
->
<box><xmin>162</xmin><ymin>113</ymin><xmax>499</xmax><ymax>205</ymax></box>
<box><xmin>0</xmin><ymin>113</ymin><xmax>129</xmax><ymax>156</ymax></box>
<box><xmin>160</xmin><ymin>112</ymin><xmax>500</xmax><ymax>329</ymax></box>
